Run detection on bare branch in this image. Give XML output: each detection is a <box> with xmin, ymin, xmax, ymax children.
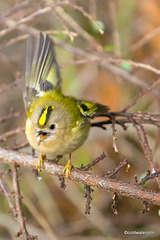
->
<box><xmin>0</xmin><ymin>175</ymin><xmax>17</xmax><ymax>218</ymax></box>
<box><xmin>0</xmin><ymin>127</ymin><xmax>25</xmax><ymax>142</ymax></box>
<box><xmin>134</xmin><ymin>170</ymin><xmax>160</xmax><ymax>186</ymax></box>
<box><xmin>0</xmin><ymin>1</ymin><xmax>71</xmax><ymax>39</ymax></box>
<box><xmin>123</xmin><ymin>78</ymin><xmax>160</xmax><ymax>111</ymax></box>
<box><xmin>11</xmin><ymin>162</ymin><xmax>37</xmax><ymax>240</ymax></box>
<box><xmin>81</xmin><ymin>152</ymin><xmax>106</xmax><ymax>171</ymax></box>
<box><xmin>0</xmin><ymin>147</ymin><xmax>160</xmax><ymax>207</ymax></box>
<box><xmin>129</xmin><ymin>117</ymin><xmax>154</xmax><ymax>169</ymax></box>
<box><xmin>0</xmin><ymin>0</ymin><xmax>31</xmax><ymax>26</ymax></box>
<box><xmin>61</xmin><ymin>57</ymin><xmax>160</xmax><ymax>77</ymax></box>
<box><xmin>53</xmin><ymin>38</ymin><xmax>160</xmax><ymax>97</ymax></box>
<box><xmin>111</xmin><ymin>193</ymin><xmax>119</xmax><ymax>215</ymax></box>
<box><xmin>0</xmin><ymin>111</ymin><xmax>20</xmax><ymax>123</ymax></box>
<box><xmin>140</xmin><ymin>201</ymin><xmax>150</xmax><ymax>214</ymax></box>
<box><xmin>0</xmin><ymin>30</ymin><xmax>77</xmax><ymax>51</ymax></box>
<box><xmin>111</xmin><ymin>118</ymin><xmax>118</xmax><ymax>153</ymax></box>
<box><xmin>53</xmin><ymin>10</ymin><xmax>75</xmax><ymax>42</ymax></box>
<box><xmin>0</xmin><ymin>78</ymin><xmax>20</xmax><ymax>94</ymax></box>
<box><xmin>91</xmin><ymin>111</ymin><xmax>160</xmax><ymax>130</ymax></box>
<box><xmin>12</xmin><ymin>141</ymin><xmax>29</xmax><ymax>151</ymax></box>
<box><xmin>54</xmin><ymin>7</ymin><xmax>102</xmax><ymax>51</ymax></box>
<box><xmin>69</xmin><ymin>2</ymin><xmax>104</xmax><ymax>35</ymax></box>
<box><xmin>124</xmin><ymin>26</ymin><xmax>160</xmax><ymax>55</ymax></box>
<box><xmin>84</xmin><ymin>184</ymin><xmax>94</xmax><ymax>215</ymax></box>
<box><xmin>106</xmin><ymin>159</ymin><xmax>128</xmax><ymax>178</ymax></box>
<box><xmin>108</xmin><ymin>0</ymin><xmax>121</xmax><ymax>57</ymax></box>
<box><xmin>106</xmin><ymin>58</ymin><xmax>160</xmax><ymax>75</ymax></box>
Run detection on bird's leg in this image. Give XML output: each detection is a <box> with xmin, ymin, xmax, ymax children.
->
<box><xmin>63</xmin><ymin>153</ymin><xmax>72</xmax><ymax>179</ymax></box>
<box><xmin>37</xmin><ymin>153</ymin><xmax>46</xmax><ymax>172</ymax></box>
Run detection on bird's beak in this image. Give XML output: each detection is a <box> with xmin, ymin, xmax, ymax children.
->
<box><xmin>40</xmin><ymin>134</ymin><xmax>47</xmax><ymax>142</ymax></box>
<box><xmin>38</xmin><ymin>132</ymin><xmax>47</xmax><ymax>145</ymax></box>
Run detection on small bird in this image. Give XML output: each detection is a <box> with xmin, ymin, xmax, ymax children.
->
<box><xmin>23</xmin><ymin>32</ymin><xmax>109</xmax><ymax>177</ymax></box>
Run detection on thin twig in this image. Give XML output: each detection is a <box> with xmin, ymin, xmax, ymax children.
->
<box><xmin>12</xmin><ymin>141</ymin><xmax>29</xmax><ymax>151</ymax></box>
<box><xmin>123</xmin><ymin>78</ymin><xmax>160</xmax><ymax>111</ymax></box>
<box><xmin>84</xmin><ymin>184</ymin><xmax>94</xmax><ymax>215</ymax></box>
<box><xmin>0</xmin><ymin>112</ymin><xmax>20</xmax><ymax>123</ymax></box>
<box><xmin>0</xmin><ymin>127</ymin><xmax>25</xmax><ymax>142</ymax></box>
<box><xmin>0</xmin><ymin>30</ymin><xmax>77</xmax><ymax>51</ymax></box>
<box><xmin>59</xmin><ymin>176</ymin><xmax>66</xmax><ymax>189</ymax></box>
<box><xmin>124</xmin><ymin>26</ymin><xmax>160</xmax><ymax>56</ymax></box>
<box><xmin>0</xmin><ymin>0</ymin><xmax>103</xmax><ymax>41</ymax></box>
<box><xmin>91</xmin><ymin>112</ymin><xmax>160</xmax><ymax>131</ymax></box>
<box><xmin>11</xmin><ymin>162</ymin><xmax>36</xmax><ymax>240</ymax></box>
<box><xmin>0</xmin><ymin>52</ymin><xmax>17</xmax><ymax>77</ymax></box>
<box><xmin>0</xmin><ymin>1</ymin><xmax>70</xmax><ymax>38</ymax></box>
<box><xmin>134</xmin><ymin>170</ymin><xmax>160</xmax><ymax>186</ymax></box>
<box><xmin>130</xmin><ymin>117</ymin><xmax>154</xmax><ymax>169</ymax></box>
<box><xmin>23</xmin><ymin>197</ymin><xmax>58</xmax><ymax>240</ymax></box>
<box><xmin>69</xmin><ymin>2</ymin><xmax>104</xmax><ymax>35</ymax></box>
<box><xmin>0</xmin><ymin>78</ymin><xmax>20</xmax><ymax>94</ymax></box>
<box><xmin>111</xmin><ymin>118</ymin><xmax>118</xmax><ymax>153</ymax></box>
<box><xmin>0</xmin><ymin>175</ymin><xmax>17</xmax><ymax>218</ymax></box>
<box><xmin>111</xmin><ymin>193</ymin><xmax>119</xmax><ymax>215</ymax></box>
<box><xmin>53</xmin><ymin>10</ymin><xmax>75</xmax><ymax>42</ymax></box>
<box><xmin>54</xmin><ymin>7</ymin><xmax>103</xmax><ymax>51</ymax></box>
<box><xmin>81</xmin><ymin>152</ymin><xmax>106</xmax><ymax>171</ymax></box>
<box><xmin>53</xmin><ymin>38</ymin><xmax>160</xmax><ymax>97</ymax></box>
<box><xmin>11</xmin><ymin>162</ymin><xmax>27</xmax><ymax>239</ymax></box>
<box><xmin>140</xmin><ymin>201</ymin><xmax>150</xmax><ymax>214</ymax></box>
<box><xmin>106</xmin><ymin>159</ymin><xmax>128</xmax><ymax>178</ymax></box>
<box><xmin>108</xmin><ymin>0</ymin><xmax>121</xmax><ymax>57</ymax></box>
<box><xmin>0</xmin><ymin>0</ymin><xmax>31</xmax><ymax>26</ymax></box>
<box><xmin>106</xmin><ymin>58</ymin><xmax>160</xmax><ymax>75</ymax></box>
<box><xmin>62</xmin><ymin>58</ymin><xmax>160</xmax><ymax>76</ymax></box>
<box><xmin>0</xmin><ymin>34</ymin><xmax>29</xmax><ymax>51</ymax></box>
<box><xmin>139</xmin><ymin>123</ymin><xmax>153</xmax><ymax>168</ymax></box>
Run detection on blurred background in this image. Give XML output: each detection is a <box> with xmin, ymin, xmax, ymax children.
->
<box><xmin>0</xmin><ymin>0</ymin><xmax>160</xmax><ymax>239</ymax></box>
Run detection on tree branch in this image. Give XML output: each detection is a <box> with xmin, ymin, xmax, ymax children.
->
<box><xmin>0</xmin><ymin>175</ymin><xmax>17</xmax><ymax>218</ymax></box>
<box><xmin>0</xmin><ymin>147</ymin><xmax>160</xmax><ymax>207</ymax></box>
<box><xmin>11</xmin><ymin>162</ymin><xmax>37</xmax><ymax>239</ymax></box>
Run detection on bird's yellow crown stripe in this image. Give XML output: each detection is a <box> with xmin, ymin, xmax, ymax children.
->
<box><xmin>38</xmin><ymin>105</ymin><xmax>55</xmax><ymax>126</ymax></box>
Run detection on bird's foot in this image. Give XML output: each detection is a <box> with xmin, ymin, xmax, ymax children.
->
<box><xmin>63</xmin><ymin>159</ymin><xmax>72</xmax><ymax>179</ymax></box>
<box><xmin>37</xmin><ymin>153</ymin><xmax>46</xmax><ymax>172</ymax></box>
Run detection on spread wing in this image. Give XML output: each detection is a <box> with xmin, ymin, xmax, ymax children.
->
<box><xmin>23</xmin><ymin>32</ymin><xmax>61</xmax><ymax>112</ymax></box>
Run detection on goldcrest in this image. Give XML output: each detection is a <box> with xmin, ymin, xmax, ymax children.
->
<box><xmin>23</xmin><ymin>32</ymin><xmax>109</xmax><ymax>174</ymax></box>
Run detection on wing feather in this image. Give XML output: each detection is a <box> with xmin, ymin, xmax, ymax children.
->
<box><xmin>77</xmin><ymin>100</ymin><xmax>109</xmax><ymax>118</ymax></box>
<box><xmin>24</xmin><ymin>32</ymin><xmax>61</xmax><ymax>112</ymax></box>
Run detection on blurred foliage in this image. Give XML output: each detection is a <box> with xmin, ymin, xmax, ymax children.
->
<box><xmin>0</xmin><ymin>0</ymin><xmax>160</xmax><ymax>240</ymax></box>
<box><xmin>91</xmin><ymin>20</ymin><xmax>105</xmax><ymax>34</ymax></box>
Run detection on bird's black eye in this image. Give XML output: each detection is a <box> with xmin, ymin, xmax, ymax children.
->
<box><xmin>50</xmin><ymin>124</ymin><xmax>55</xmax><ymax>130</ymax></box>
